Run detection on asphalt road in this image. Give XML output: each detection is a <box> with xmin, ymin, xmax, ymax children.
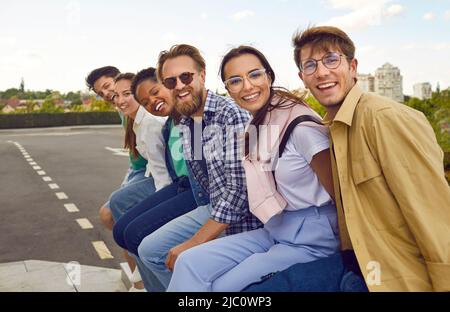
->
<box><xmin>0</xmin><ymin>126</ymin><xmax>131</xmax><ymax>269</ymax></box>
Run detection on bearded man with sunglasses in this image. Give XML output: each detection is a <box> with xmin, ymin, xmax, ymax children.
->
<box><xmin>137</xmin><ymin>44</ymin><xmax>262</xmax><ymax>289</ymax></box>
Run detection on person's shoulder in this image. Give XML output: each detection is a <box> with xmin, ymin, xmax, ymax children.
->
<box><xmin>141</xmin><ymin>113</ymin><xmax>166</xmax><ymax>130</ymax></box>
<box><xmin>358</xmin><ymin>92</ymin><xmax>420</xmax><ymax>118</ymax></box>
<box><xmin>210</xmin><ymin>92</ymin><xmax>250</xmax><ymax>125</ymax></box>
<box><xmin>357</xmin><ymin>93</ymin><xmax>428</xmax><ymax>129</ymax></box>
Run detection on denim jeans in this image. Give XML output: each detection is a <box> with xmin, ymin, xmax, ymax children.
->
<box><xmin>113</xmin><ymin>176</ymin><xmax>197</xmax><ymax>256</ymax></box>
<box><xmin>167</xmin><ymin>203</ymin><xmax>340</xmax><ymax>292</ymax></box>
<box><xmin>138</xmin><ymin>204</ymin><xmax>212</xmax><ymax>289</ymax></box>
<box><xmin>242</xmin><ymin>251</ymin><xmax>368</xmax><ymax>292</ymax></box>
<box><xmin>109</xmin><ymin>174</ymin><xmax>156</xmax><ymax>222</ymax></box>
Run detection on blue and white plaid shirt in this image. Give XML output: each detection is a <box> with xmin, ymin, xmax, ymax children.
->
<box><xmin>179</xmin><ymin>90</ymin><xmax>263</xmax><ymax>235</ymax></box>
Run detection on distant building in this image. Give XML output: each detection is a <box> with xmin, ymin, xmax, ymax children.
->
<box><xmin>1</xmin><ymin>105</ymin><xmax>15</xmax><ymax>114</ymax></box>
<box><xmin>374</xmin><ymin>63</ymin><xmax>404</xmax><ymax>103</ymax></box>
<box><xmin>357</xmin><ymin>74</ymin><xmax>375</xmax><ymax>92</ymax></box>
<box><xmin>413</xmin><ymin>82</ymin><xmax>432</xmax><ymax>100</ymax></box>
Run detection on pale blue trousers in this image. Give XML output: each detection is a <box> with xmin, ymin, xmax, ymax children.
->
<box><xmin>168</xmin><ymin>203</ymin><xmax>340</xmax><ymax>292</ymax></box>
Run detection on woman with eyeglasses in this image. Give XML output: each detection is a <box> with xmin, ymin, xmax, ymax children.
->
<box><xmin>112</xmin><ymin>68</ymin><xmax>206</xmax><ymax>291</ymax></box>
<box><xmin>167</xmin><ymin>46</ymin><xmax>340</xmax><ymax>292</ymax></box>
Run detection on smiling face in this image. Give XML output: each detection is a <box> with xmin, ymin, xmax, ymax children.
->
<box><xmin>223</xmin><ymin>53</ymin><xmax>272</xmax><ymax>116</ymax></box>
<box><xmin>113</xmin><ymin>79</ymin><xmax>140</xmax><ymax>118</ymax></box>
<box><xmin>299</xmin><ymin>44</ymin><xmax>357</xmax><ymax>115</ymax></box>
<box><xmin>93</xmin><ymin>75</ymin><xmax>116</xmax><ymax>103</ymax></box>
<box><xmin>161</xmin><ymin>55</ymin><xmax>206</xmax><ymax>117</ymax></box>
<box><xmin>135</xmin><ymin>79</ymin><xmax>174</xmax><ymax>117</ymax></box>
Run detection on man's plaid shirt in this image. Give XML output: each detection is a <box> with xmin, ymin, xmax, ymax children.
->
<box><xmin>179</xmin><ymin>90</ymin><xmax>263</xmax><ymax>235</ymax></box>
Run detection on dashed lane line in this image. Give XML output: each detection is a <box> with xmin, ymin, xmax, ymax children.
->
<box><xmin>76</xmin><ymin>218</ymin><xmax>94</xmax><ymax>230</ymax></box>
<box><xmin>64</xmin><ymin>203</ymin><xmax>80</xmax><ymax>213</ymax></box>
<box><xmin>48</xmin><ymin>183</ymin><xmax>60</xmax><ymax>190</ymax></box>
<box><xmin>10</xmin><ymin>141</ymin><xmax>116</xmax><ymax>262</ymax></box>
<box><xmin>92</xmin><ymin>241</ymin><xmax>114</xmax><ymax>260</ymax></box>
<box><xmin>55</xmin><ymin>192</ymin><xmax>68</xmax><ymax>200</ymax></box>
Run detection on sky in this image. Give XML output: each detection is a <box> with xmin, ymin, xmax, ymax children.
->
<box><xmin>1</xmin><ymin>0</ymin><xmax>449</xmax><ymax>95</ymax></box>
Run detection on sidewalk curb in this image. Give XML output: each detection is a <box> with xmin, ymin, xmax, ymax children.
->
<box><xmin>120</xmin><ymin>262</ymin><xmax>133</xmax><ymax>289</ymax></box>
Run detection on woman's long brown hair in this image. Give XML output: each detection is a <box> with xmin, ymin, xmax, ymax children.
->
<box><xmin>115</xmin><ymin>73</ymin><xmax>139</xmax><ymax>159</ymax></box>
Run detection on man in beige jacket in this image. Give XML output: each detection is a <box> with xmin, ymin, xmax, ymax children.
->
<box><xmin>292</xmin><ymin>25</ymin><xmax>450</xmax><ymax>291</ymax></box>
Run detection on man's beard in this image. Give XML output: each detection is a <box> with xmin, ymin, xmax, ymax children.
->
<box><xmin>174</xmin><ymin>87</ymin><xmax>204</xmax><ymax>117</ymax></box>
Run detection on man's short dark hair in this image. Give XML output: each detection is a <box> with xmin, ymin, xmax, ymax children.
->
<box><xmin>85</xmin><ymin>66</ymin><xmax>120</xmax><ymax>91</ymax></box>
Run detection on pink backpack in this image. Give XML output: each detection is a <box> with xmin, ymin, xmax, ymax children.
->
<box><xmin>243</xmin><ymin>103</ymin><xmax>323</xmax><ymax>223</ymax></box>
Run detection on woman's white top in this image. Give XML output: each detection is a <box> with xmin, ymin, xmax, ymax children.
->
<box><xmin>274</xmin><ymin>124</ymin><xmax>331</xmax><ymax>210</ymax></box>
<box><xmin>133</xmin><ymin>106</ymin><xmax>171</xmax><ymax>191</ymax></box>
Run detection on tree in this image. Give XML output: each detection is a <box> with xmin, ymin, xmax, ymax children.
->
<box><xmin>20</xmin><ymin>78</ymin><xmax>25</xmax><ymax>93</ymax></box>
<box><xmin>304</xmin><ymin>95</ymin><xmax>326</xmax><ymax>117</ymax></box>
<box><xmin>37</xmin><ymin>99</ymin><xmax>64</xmax><ymax>113</ymax></box>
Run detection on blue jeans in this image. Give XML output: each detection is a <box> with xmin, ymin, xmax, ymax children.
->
<box><xmin>104</xmin><ymin>168</ymin><xmax>147</xmax><ymax>209</ymax></box>
<box><xmin>167</xmin><ymin>203</ymin><xmax>340</xmax><ymax>292</ymax></box>
<box><xmin>138</xmin><ymin>204</ymin><xmax>212</xmax><ymax>289</ymax></box>
<box><xmin>109</xmin><ymin>174</ymin><xmax>156</xmax><ymax>222</ymax></box>
<box><xmin>113</xmin><ymin>176</ymin><xmax>197</xmax><ymax>256</ymax></box>
<box><xmin>242</xmin><ymin>251</ymin><xmax>368</xmax><ymax>292</ymax></box>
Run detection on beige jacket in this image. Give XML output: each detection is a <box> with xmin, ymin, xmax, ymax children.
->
<box><xmin>326</xmin><ymin>84</ymin><xmax>450</xmax><ymax>291</ymax></box>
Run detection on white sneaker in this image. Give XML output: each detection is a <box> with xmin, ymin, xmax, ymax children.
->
<box><xmin>130</xmin><ymin>269</ymin><xmax>143</xmax><ymax>283</ymax></box>
<box><xmin>128</xmin><ymin>286</ymin><xmax>147</xmax><ymax>292</ymax></box>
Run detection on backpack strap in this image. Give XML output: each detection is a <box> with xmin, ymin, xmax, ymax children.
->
<box><xmin>278</xmin><ymin>115</ymin><xmax>322</xmax><ymax>158</ymax></box>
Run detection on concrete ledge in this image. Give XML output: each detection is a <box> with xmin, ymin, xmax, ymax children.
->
<box><xmin>120</xmin><ymin>262</ymin><xmax>133</xmax><ymax>290</ymax></box>
<box><xmin>0</xmin><ymin>260</ymin><xmax>126</xmax><ymax>292</ymax></box>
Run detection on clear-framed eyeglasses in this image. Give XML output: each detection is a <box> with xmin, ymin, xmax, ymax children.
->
<box><xmin>224</xmin><ymin>68</ymin><xmax>268</xmax><ymax>93</ymax></box>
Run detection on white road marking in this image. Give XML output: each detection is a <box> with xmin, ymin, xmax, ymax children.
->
<box><xmin>105</xmin><ymin>147</ymin><xmax>129</xmax><ymax>157</ymax></box>
<box><xmin>42</xmin><ymin>177</ymin><xmax>53</xmax><ymax>182</ymax></box>
<box><xmin>37</xmin><ymin>171</ymin><xmax>46</xmax><ymax>175</ymax></box>
<box><xmin>29</xmin><ymin>162</ymin><xmax>37</xmax><ymax>165</ymax></box>
<box><xmin>76</xmin><ymin>218</ymin><xmax>94</xmax><ymax>230</ymax></box>
<box><xmin>26</xmin><ymin>159</ymin><xmax>33</xmax><ymax>162</ymax></box>
<box><xmin>64</xmin><ymin>203</ymin><xmax>79</xmax><ymax>213</ymax></box>
<box><xmin>55</xmin><ymin>192</ymin><xmax>68</xmax><ymax>200</ymax></box>
<box><xmin>92</xmin><ymin>241</ymin><xmax>114</xmax><ymax>260</ymax></box>
<box><xmin>49</xmin><ymin>183</ymin><xmax>60</xmax><ymax>190</ymax></box>
<box><xmin>32</xmin><ymin>166</ymin><xmax>42</xmax><ymax>170</ymax></box>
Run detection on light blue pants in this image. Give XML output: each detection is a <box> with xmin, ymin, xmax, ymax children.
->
<box><xmin>138</xmin><ymin>204</ymin><xmax>212</xmax><ymax>289</ymax></box>
<box><xmin>109</xmin><ymin>173</ymin><xmax>156</xmax><ymax>222</ymax></box>
<box><xmin>104</xmin><ymin>168</ymin><xmax>161</xmax><ymax>291</ymax></box>
<box><xmin>167</xmin><ymin>203</ymin><xmax>340</xmax><ymax>292</ymax></box>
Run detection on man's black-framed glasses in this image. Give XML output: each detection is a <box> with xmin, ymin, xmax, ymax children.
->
<box><xmin>300</xmin><ymin>52</ymin><xmax>347</xmax><ymax>75</ymax></box>
<box><xmin>162</xmin><ymin>72</ymin><xmax>195</xmax><ymax>90</ymax></box>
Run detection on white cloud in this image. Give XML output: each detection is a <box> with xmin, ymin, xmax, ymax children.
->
<box><xmin>423</xmin><ymin>12</ymin><xmax>436</xmax><ymax>21</ymax></box>
<box><xmin>325</xmin><ymin>0</ymin><xmax>388</xmax><ymax>10</ymax></box>
<box><xmin>432</xmin><ymin>43</ymin><xmax>450</xmax><ymax>51</ymax></box>
<box><xmin>321</xmin><ymin>0</ymin><xmax>404</xmax><ymax>31</ymax></box>
<box><xmin>230</xmin><ymin>10</ymin><xmax>255</xmax><ymax>21</ymax></box>
<box><xmin>201</xmin><ymin>12</ymin><xmax>208</xmax><ymax>20</ymax></box>
<box><xmin>444</xmin><ymin>10</ymin><xmax>450</xmax><ymax>20</ymax></box>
